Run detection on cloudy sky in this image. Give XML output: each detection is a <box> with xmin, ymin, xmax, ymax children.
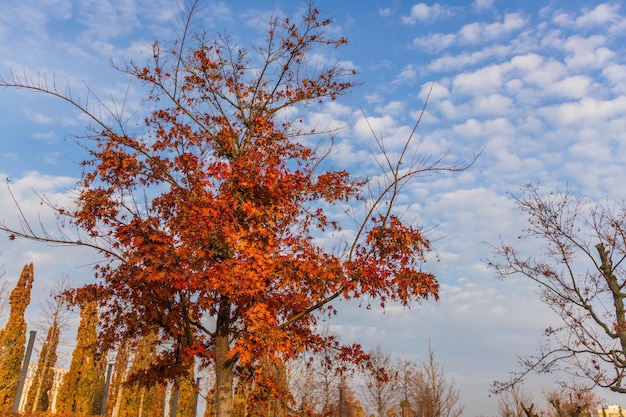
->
<box><xmin>2</xmin><ymin>0</ymin><xmax>626</xmax><ymax>415</ymax></box>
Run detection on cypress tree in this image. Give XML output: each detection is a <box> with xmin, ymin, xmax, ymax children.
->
<box><xmin>118</xmin><ymin>333</ymin><xmax>166</xmax><ymax>417</ymax></box>
<box><xmin>170</xmin><ymin>367</ymin><xmax>196</xmax><ymax>417</ymax></box>
<box><xmin>0</xmin><ymin>263</ymin><xmax>35</xmax><ymax>411</ymax></box>
<box><xmin>56</xmin><ymin>300</ymin><xmax>105</xmax><ymax>415</ymax></box>
<box><xmin>25</xmin><ymin>318</ymin><xmax>60</xmax><ymax>412</ymax></box>
<box><xmin>25</xmin><ymin>285</ymin><xmax>68</xmax><ymax>413</ymax></box>
<box><xmin>106</xmin><ymin>340</ymin><xmax>130</xmax><ymax>417</ymax></box>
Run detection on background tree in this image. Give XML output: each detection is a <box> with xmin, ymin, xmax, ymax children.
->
<box><xmin>490</xmin><ymin>185</ymin><xmax>626</xmax><ymax>393</ymax></box>
<box><xmin>106</xmin><ymin>340</ymin><xmax>131</xmax><ymax>417</ymax></box>
<box><xmin>0</xmin><ymin>260</ymin><xmax>9</xmax><ymax>324</ymax></box>
<box><xmin>360</xmin><ymin>345</ymin><xmax>398</xmax><ymax>417</ymax></box>
<box><xmin>170</xmin><ymin>367</ymin><xmax>197</xmax><ymax>417</ymax></box>
<box><xmin>0</xmin><ymin>3</ymin><xmax>475</xmax><ymax>417</ymax></box>
<box><xmin>334</xmin><ymin>380</ymin><xmax>363</xmax><ymax>417</ymax></box>
<box><xmin>497</xmin><ymin>385</ymin><xmax>534</xmax><ymax>417</ymax></box>
<box><xmin>0</xmin><ymin>262</ymin><xmax>34</xmax><ymax>411</ymax></box>
<box><xmin>395</xmin><ymin>359</ymin><xmax>417</xmax><ymax>417</ymax></box>
<box><xmin>25</xmin><ymin>279</ymin><xmax>70</xmax><ymax>412</ymax></box>
<box><xmin>543</xmin><ymin>384</ymin><xmax>602</xmax><ymax>417</ymax></box>
<box><xmin>116</xmin><ymin>333</ymin><xmax>167</xmax><ymax>417</ymax></box>
<box><xmin>56</xmin><ymin>300</ymin><xmax>105</xmax><ymax>415</ymax></box>
<box><xmin>410</xmin><ymin>345</ymin><xmax>463</xmax><ymax>417</ymax></box>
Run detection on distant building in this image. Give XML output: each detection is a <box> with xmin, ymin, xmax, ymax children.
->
<box><xmin>18</xmin><ymin>365</ymin><xmax>68</xmax><ymax>413</ymax></box>
<box><xmin>593</xmin><ymin>404</ymin><xmax>625</xmax><ymax>417</ymax></box>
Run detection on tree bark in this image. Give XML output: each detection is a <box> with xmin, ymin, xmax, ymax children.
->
<box><xmin>215</xmin><ymin>300</ymin><xmax>234</xmax><ymax>417</ymax></box>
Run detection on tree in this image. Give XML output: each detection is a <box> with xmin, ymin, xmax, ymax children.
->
<box><xmin>0</xmin><ymin>3</ymin><xmax>475</xmax><ymax>416</ymax></box>
<box><xmin>410</xmin><ymin>345</ymin><xmax>463</xmax><ymax>417</ymax></box>
<box><xmin>56</xmin><ymin>300</ymin><xmax>105</xmax><ymax>415</ymax></box>
<box><xmin>489</xmin><ymin>185</ymin><xmax>626</xmax><ymax>393</ymax></box>
<box><xmin>335</xmin><ymin>381</ymin><xmax>363</xmax><ymax>417</ymax></box>
<box><xmin>25</xmin><ymin>280</ymin><xmax>69</xmax><ymax>412</ymax></box>
<box><xmin>170</xmin><ymin>366</ymin><xmax>197</xmax><ymax>417</ymax></box>
<box><xmin>360</xmin><ymin>345</ymin><xmax>398</xmax><ymax>417</ymax></box>
<box><xmin>287</xmin><ymin>336</ymin><xmax>351</xmax><ymax>416</ymax></box>
<box><xmin>543</xmin><ymin>384</ymin><xmax>602</xmax><ymax>417</ymax></box>
<box><xmin>0</xmin><ymin>263</ymin><xmax>34</xmax><ymax>411</ymax></box>
<box><xmin>113</xmin><ymin>333</ymin><xmax>167</xmax><ymax>417</ymax></box>
<box><xmin>497</xmin><ymin>385</ymin><xmax>533</xmax><ymax>417</ymax></box>
<box><xmin>106</xmin><ymin>340</ymin><xmax>131</xmax><ymax>417</ymax></box>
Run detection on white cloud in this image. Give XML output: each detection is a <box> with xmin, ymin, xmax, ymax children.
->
<box><xmin>459</xmin><ymin>13</ymin><xmax>526</xmax><ymax>43</ymax></box>
<box><xmin>428</xmin><ymin>44</ymin><xmax>511</xmax><ymax>72</ymax></box>
<box><xmin>563</xmin><ymin>35</ymin><xmax>615</xmax><ymax>69</ymax></box>
<box><xmin>546</xmin><ymin>75</ymin><xmax>592</xmax><ymax>98</ymax></box>
<box><xmin>393</xmin><ymin>64</ymin><xmax>418</xmax><ymax>85</ymax></box>
<box><xmin>472</xmin><ymin>0</ymin><xmax>494</xmax><ymax>10</ymax></box>
<box><xmin>452</xmin><ymin>63</ymin><xmax>508</xmax><ymax>95</ymax></box>
<box><xmin>540</xmin><ymin>96</ymin><xmax>626</xmax><ymax>127</ymax></box>
<box><xmin>412</xmin><ymin>12</ymin><xmax>525</xmax><ymax>53</ymax></box>
<box><xmin>402</xmin><ymin>3</ymin><xmax>452</xmax><ymax>24</ymax></box>
<box><xmin>412</xmin><ymin>32</ymin><xmax>457</xmax><ymax>51</ymax></box>
<box><xmin>553</xmin><ymin>3</ymin><xmax>623</xmax><ymax>29</ymax></box>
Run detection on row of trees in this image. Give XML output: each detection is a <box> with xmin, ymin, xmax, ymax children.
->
<box><xmin>0</xmin><ymin>262</ymin><xmax>464</xmax><ymax>417</ymax></box>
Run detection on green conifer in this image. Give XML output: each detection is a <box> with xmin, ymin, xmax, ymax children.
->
<box><xmin>0</xmin><ymin>263</ymin><xmax>34</xmax><ymax>411</ymax></box>
<box><xmin>56</xmin><ymin>300</ymin><xmax>105</xmax><ymax>415</ymax></box>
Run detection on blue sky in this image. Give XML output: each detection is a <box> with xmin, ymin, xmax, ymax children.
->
<box><xmin>2</xmin><ymin>1</ymin><xmax>626</xmax><ymax>415</ymax></box>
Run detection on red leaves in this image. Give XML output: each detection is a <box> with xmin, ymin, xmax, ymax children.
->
<box><xmin>347</xmin><ymin>215</ymin><xmax>439</xmax><ymax>305</ymax></box>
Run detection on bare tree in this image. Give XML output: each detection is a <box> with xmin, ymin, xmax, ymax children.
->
<box><xmin>360</xmin><ymin>345</ymin><xmax>398</xmax><ymax>417</ymax></box>
<box><xmin>396</xmin><ymin>359</ymin><xmax>418</xmax><ymax>417</ymax></box>
<box><xmin>543</xmin><ymin>384</ymin><xmax>602</xmax><ymax>417</ymax></box>
<box><xmin>497</xmin><ymin>385</ymin><xmax>534</xmax><ymax>417</ymax></box>
<box><xmin>490</xmin><ymin>185</ymin><xmax>626</xmax><ymax>394</ymax></box>
<box><xmin>410</xmin><ymin>345</ymin><xmax>463</xmax><ymax>417</ymax></box>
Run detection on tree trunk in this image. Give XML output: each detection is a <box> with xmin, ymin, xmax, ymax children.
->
<box><xmin>215</xmin><ymin>301</ymin><xmax>234</xmax><ymax>417</ymax></box>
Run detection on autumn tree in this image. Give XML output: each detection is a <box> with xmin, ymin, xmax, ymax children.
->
<box><xmin>0</xmin><ymin>262</ymin><xmax>9</xmax><ymax>323</ymax></box>
<box><xmin>411</xmin><ymin>346</ymin><xmax>465</xmax><ymax>417</ymax></box>
<box><xmin>0</xmin><ymin>263</ymin><xmax>34</xmax><ymax>411</ymax></box>
<box><xmin>25</xmin><ymin>280</ymin><xmax>70</xmax><ymax>412</ymax></box>
<box><xmin>543</xmin><ymin>384</ymin><xmax>602</xmax><ymax>417</ymax></box>
<box><xmin>56</xmin><ymin>300</ymin><xmax>105</xmax><ymax>415</ymax></box>
<box><xmin>410</xmin><ymin>345</ymin><xmax>463</xmax><ymax>417</ymax></box>
<box><xmin>106</xmin><ymin>340</ymin><xmax>131</xmax><ymax>417</ymax></box>
<box><xmin>334</xmin><ymin>380</ymin><xmax>363</xmax><ymax>417</ymax></box>
<box><xmin>0</xmin><ymin>2</ymin><xmax>476</xmax><ymax>416</ymax></box>
<box><xmin>170</xmin><ymin>366</ymin><xmax>197</xmax><ymax>417</ymax></box>
<box><xmin>360</xmin><ymin>345</ymin><xmax>398</xmax><ymax>417</ymax></box>
<box><xmin>287</xmin><ymin>336</ymin><xmax>352</xmax><ymax>416</ymax></box>
<box><xmin>497</xmin><ymin>385</ymin><xmax>534</xmax><ymax>417</ymax></box>
<box><xmin>111</xmin><ymin>333</ymin><xmax>167</xmax><ymax>417</ymax></box>
<box><xmin>489</xmin><ymin>185</ymin><xmax>626</xmax><ymax>393</ymax></box>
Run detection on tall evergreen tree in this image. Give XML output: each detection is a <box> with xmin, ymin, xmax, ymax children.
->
<box><xmin>25</xmin><ymin>319</ymin><xmax>59</xmax><ymax>412</ymax></box>
<box><xmin>109</xmin><ymin>333</ymin><xmax>167</xmax><ymax>417</ymax></box>
<box><xmin>106</xmin><ymin>340</ymin><xmax>130</xmax><ymax>417</ymax></box>
<box><xmin>0</xmin><ymin>263</ymin><xmax>34</xmax><ymax>411</ymax></box>
<box><xmin>56</xmin><ymin>300</ymin><xmax>105</xmax><ymax>415</ymax></box>
<box><xmin>25</xmin><ymin>281</ymin><xmax>69</xmax><ymax>412</ymax></box>
<box><xmin>170</xmin><ymin>367</ymin><xmax>196</xmax><ymax>417</ymax></box>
